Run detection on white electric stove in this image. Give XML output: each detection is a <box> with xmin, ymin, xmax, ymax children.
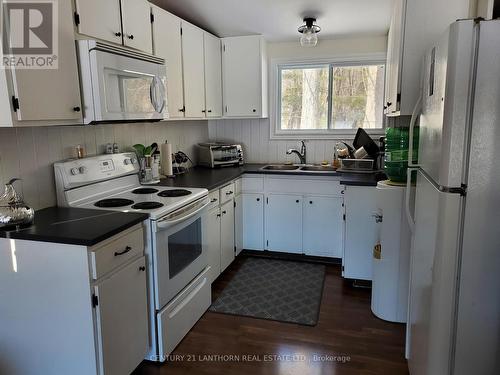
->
<box><xmin>54</xmin><ymin>153</ymin><xmax>212</xmax><ymax>362</ymax></box>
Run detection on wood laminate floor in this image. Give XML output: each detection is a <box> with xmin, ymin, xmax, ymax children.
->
<box><xmin>134</xmin><ymin>256</ymin><xmax>409</xmax><ymax>375</ymax></box>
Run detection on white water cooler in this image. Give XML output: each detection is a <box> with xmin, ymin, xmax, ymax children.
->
<box><xmin>371</xmin><ymin>180</ymin><xmax>412</xmax><ymax>323</ymax></box>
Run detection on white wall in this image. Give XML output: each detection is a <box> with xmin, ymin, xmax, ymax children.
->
<box><xmin>0</xmin><ymin>121</ymin><xmax>208</xmax><ymax>209</ymax></box>
<box><xmin>209</xmin><ymin>35</ymin><xmax>387</xmax><ymax>163</ymax></box>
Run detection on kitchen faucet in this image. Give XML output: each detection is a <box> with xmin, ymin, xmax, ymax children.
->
<box><xmin>287</xmin><ymin>140</ymin><xmax>307</xmax><ymax>164</ymax></box>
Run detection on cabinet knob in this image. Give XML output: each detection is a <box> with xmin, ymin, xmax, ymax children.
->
<box><xmin>296</xmin><ymin>199</ymin><xmax>299</xmax><ymax>203</ymax></box>
<box><xmin>222</xmin><ymin>210</ymin><xmax>227</xmax><ymax>215</ymax></box>
<box><xmin>73</xmin><ymin>106</ymin><xmax>81</xmax><ymax>112</ymax></box>
<box><xmin>309</xmin><ymin>201</ymin><xmax>313</xmax><ymax>204</ymax></box>
<box><xmin>207</xmin><ymin>109</ymin><xmax>212</xmax><ymax>113</ymax></box>
<box><xmin>341</xmin><ymin>190</ymin><xmax>345</xmax><ymax>195</ymax></box>
<box><xmin>202</xmin><ymin>109</ymin><xmax>206</xmax><ymax>113</ymax></box>
<box><xmin>226</xmin><ymin>191</ymin><xmax>233</xmax><ymax>195</ymax></box>
<box><xmin>179</xmin><ymin>107</ymin><xmax>185</xmax><ymax>112</ymax></box>
<box><xmin>127</xmin><ymin>34</ymin><xmax>134</xmax><ymax>40</ymax></box>
<box><xmin>115</xmin><ymin>32</ymin><xmax>122</xmax><ymax>37</ymax></box>
<box><xmin>216</xmin><ymin>213</ymin><xmax>221</xmax><ymax>218</ymax></box>
<box><xmin>139</xmin><ymin>266</ymin><xmax>146</xmax><ymax>272</ymax></box>
<box><xmin>210</xmin><ymin>198</ymin><xmax>218</xmax><ymax>203</ymax></box>
<box><xmin>252</xmin><ymin>109</ymin><xmax>256</xmax><ymax>113</ymax></box>
<box><xmin>256</xmin><ymin>198</ymin><xmax>260</xmax><ymax>202</ymax></box>
<box><xmin>386</xmin><ymin>102</ymin><xmax>392</xmax><ymax>107</ymax></box>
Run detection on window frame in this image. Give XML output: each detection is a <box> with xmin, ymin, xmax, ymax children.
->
<box><xmin>271</xmin><ymin>54</ymin><xmax>387</xmax><ymax>140</ymax></box>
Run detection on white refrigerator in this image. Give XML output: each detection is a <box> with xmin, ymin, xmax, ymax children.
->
<box><xmin>405</xmin><ymin>19</ymin><xmax>500</xmax><ymax>375</ymax></box>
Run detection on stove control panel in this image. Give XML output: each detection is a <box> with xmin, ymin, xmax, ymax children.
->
<box><xmin>54</xmin><ymin>153</ymin><xmax>140</xmax><ymax>191</ymax></box>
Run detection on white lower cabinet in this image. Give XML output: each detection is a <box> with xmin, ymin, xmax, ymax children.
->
<box><xmin>303</xmin><ymin>196</ymin><xmax>344</xmax><ymax>258</ymax></box>
<box><xmin>202</xmin><ymin>184</ymin><xmax>236</xmax><ymax>282</ymax></box>
<box><xmin>94</xmin><ymin>256</ymin><xmax>148</xmax><ymax>375</ymax></box>
<box><xmin>265</xmin><ymin>194</ymin><xmax>303</xmax><ymax>254</ymax></box>
<box><xmin>343</xmin><ymin>186</ymin><xmax>378</xmax><ymax>280</ymax></box>
<box><xmin>220</xmin><ymin>200</ymin><xmax>235</xmax><ymax>272</ymax></box>
<box><xmin>241</xmin><ymin>193</ymin><xmax>264</xmax><ymax>250</ymax></box>
<box><xmin>203</xmin><ymin>206</ymin><xmax>221</xmax><ymax>283</ymax></box>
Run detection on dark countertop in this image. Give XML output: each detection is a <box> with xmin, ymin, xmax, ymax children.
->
<box><xmin>0</xmin><ymin>207</ymin><xmax>148</xmax><ymax>246</ymax></box>
<box><xmin>156</xmin><ymin>164</ymin><xmax>385</xmax><ymax>190</ymax></box>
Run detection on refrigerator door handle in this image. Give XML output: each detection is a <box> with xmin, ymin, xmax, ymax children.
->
<box><xmin>408</xmin><ymin>97</ymin><xmax>422</xmax><ymax>168</ymax></box>
<box><xmin>405</xmin><ymin>168</ymin><xmax>417</xmax><ymax>233</ymax></box>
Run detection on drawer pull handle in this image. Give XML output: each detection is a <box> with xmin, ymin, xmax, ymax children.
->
<box><xmin>114</xmin><ymin>246</ymin><xmax>132</xmax><ymax>256</ymax></box>
<box><xmin>210</xmin><ymin>198</ymin><xmax>218</xmax><ymax>203</ymax></box>
<box><xmin>139</xmin><ymin>266</ymin><xmax>146</xmax><ymax>272</ymax></box>
<box><xmin>225</xmin><ymin>191</ymin><xmax>233</xmax><ymax>195</ymax></box>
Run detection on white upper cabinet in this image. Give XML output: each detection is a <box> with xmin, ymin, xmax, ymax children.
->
<box><xmin>74</xmin><ymin>0</ymin><xmax>123</xmax><ymax>45</ymax></box>
<box><xmin>222</xmin><ymin>35</ymin><xmax>268</xmax><ymax>118</ymax></box>
<box><xmin>121</xmin><ymin>0</ymin><xmax>153</xmax><ymax>54</ymax></box>
<box><xmin>385</xmin><ymin>0</ymin><xmax>475</xmax><ymax>116</ymax></box>
<box><xmin>203</xmin><ymin>33</ymin><xmax>223</xmax><ymax>118</ymax></box>
<box><xmin>74</xmin><ymin>0</ymin><xmax>152</xmax><ymax>54</ymax></box>
<box><xmin>182</xmin><ymin>22</ymin><xmax>206</xmax><ymax>118</ymax></box>
<box><xmin>1</xmin><ymin>0</ymin><xmax>82</xmax><ymax>126</ymax></box>
<box><xmin>151</xmin><ymin>6</ymin><xmax>185</xmax><ymax>118</ymax></box>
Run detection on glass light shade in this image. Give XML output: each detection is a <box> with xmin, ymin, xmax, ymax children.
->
<box><xmin>300</xmin><ymin>28</ymin><xmax>318</xmax><ymax>47</ymax></box>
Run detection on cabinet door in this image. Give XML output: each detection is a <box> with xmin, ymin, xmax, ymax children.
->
<box><xmin>152</xmin><ymin>7</ymin><xmax>184</xmax><ymax>118</ymax></box>
<box><xmin>94</xmin><ymin>257</ymin><xmax>148</xmax><ymax>375</ymax></box>
<box><xmin>182</xmin><ymin>22</ymin><xmax>206</xmax><ymax>118</ymax></box>
<box><xmin>344</xmin><ymin>186</ymin><xmax>378</xmax><ymax>280</ymax></box>
<box><xmin>234</xmin><ymin>194</ymin><xmax>243</xmax><ymax>256</ymax></box>
<box><xmin>242</xmin><ymin>193</ymin><xmax>264</xmax><ymax>251</ymax></box>
<box><xmin>121</xmin><ymin>0</ymin><xmax>153</xmax><ymax>53</ymax></box>
<box><xmin>385</xmin><ymin>0</ymin><xmax>405</xmax><ymax>114</ymax></box>
<box><xmin>303</xmin><ymin>196</ymin><xmax>344</xmax><ymax>258</ymax></box>
<box><xmin>220</xmin><ymin>200</ymin><xmax>235</xmax><ymax>272</ymax></box>
<box><xmin>203</xmin><ymin>33</ymin><xmax>223</xmax><ymax>117</ymax></box>
<box><xmin>10</xmin><ymin>0</ymin><xmax>82</xmax><ymax>122</ymax></box>
<box><xmin>222</xmin><ymin>36</ymin><xmax>262</xmax><ymax>117</ymax></box>
<box><xmin>265</xmin><ymin>194</ymin><xmax>302</xmax><ymax>254</ymax></box>
<box><xmin>203</xmin><ymin>206</ymin><xmax>221</xmax><ymax>283</ymax></box>
<box><xmin>74</xmin><ymin>0</ymin><xmax>122</xmax><ymax>45</ymax></box>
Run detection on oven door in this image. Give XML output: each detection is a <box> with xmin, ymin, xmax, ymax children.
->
<box><xmin>152</xmin><ymin>198</ymin><xmax>209</xmax><ymax>308</ymax></box>
<box><xmin>86</xmin><ymin>48</ymin><xmax>167</xmax><ymax>123</ymax></box>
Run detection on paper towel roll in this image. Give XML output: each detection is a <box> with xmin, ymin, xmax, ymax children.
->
<box><xmin>160</xmin><ymin>142</ymin><xmax>173</xmax><ymax>177</ymax></box>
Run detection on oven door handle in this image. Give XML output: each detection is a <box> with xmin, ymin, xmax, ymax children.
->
<box><xmin>156</xmin><ymin>199</ymin><xmax>209</xmax><ymax>229</ymax></box>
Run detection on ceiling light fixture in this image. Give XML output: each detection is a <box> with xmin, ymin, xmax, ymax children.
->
<box><xmin>298</xmin><ymin>17</ymin><xmax>321</xmax><ymax>47</ymax></box>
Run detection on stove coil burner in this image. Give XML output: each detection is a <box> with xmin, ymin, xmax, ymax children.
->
<box><xmin>131</xmin><ymin>202</ymin><xmax>164</xmax><ymax>210</ymax></box>
<box><xmin>94</xmin><ymin>198</ymin><xmax>134</xmax><ymax>208</ymax></box>
<box><xmin>132</xmin><ymin>188</ymin><xmax>159</xmax><ymax>194</ymax></box>
<box><xmin>158</xmin><ymin>189</ymin><xmax>192</xmax><ymax>197</ymax></box>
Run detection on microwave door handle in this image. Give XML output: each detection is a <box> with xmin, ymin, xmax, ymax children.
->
<box><xmin>150</xmin><ymin>76</ymin><xmax>165</xmax><ymax>113</ymax></box>
<box><xmin>156</xmin><ymin>199</ymin><xmax>209</xmax><ymax>230</ymax></box>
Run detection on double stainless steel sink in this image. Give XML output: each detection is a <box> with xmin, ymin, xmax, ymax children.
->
<box><xmin>261</xmin><ymin>164</ymin><xmax>338</xmax><ymax>173</ymax></box>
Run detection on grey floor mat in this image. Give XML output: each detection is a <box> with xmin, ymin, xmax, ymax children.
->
<box><xmin>209</xmin><ymin>257</ymin><xmax>326</xmax><ymax>326</ymax></box>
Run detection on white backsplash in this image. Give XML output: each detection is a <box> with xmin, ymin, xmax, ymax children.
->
<box><xmin>0</xmin><ymin>121</ymin><xmax>208</xmax><ymax>209</ymax></box>
<box><xmin>209</xmin><ymin>118</ymin><xmax>356</xmax><ymax>165</ymax></box>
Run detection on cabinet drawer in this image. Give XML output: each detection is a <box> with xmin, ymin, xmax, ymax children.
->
<box><xmin>207</xmin><ymin>190</ymin><xmax>220</xmax><ymax>210</ymax></box>
<box><xmin>234</xmin><ymin>178</ymin><xmax>242</xmax><ymax>195</ymax></box>
<box><xmin>265</xmin><ymin>177</ymin><xmax>344</xmax><ymax>196</ymax></box>
<box><xmin>219</xmin><ymin>183</ymin><xmax>235</xmax><ymax>204</ymax></box>
<box><xmin>242</xmin><ymin>176</ymin><xmax>264</xmax><ymax>192</ymax></box>
<box><xmin>89</xmin><ymin>226</ymin><xmax>144</xmax><ymax>280</ymax></box>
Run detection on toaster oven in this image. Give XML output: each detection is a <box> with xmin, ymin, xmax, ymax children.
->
<box><xmin>197</xmin><ymin>143</ymin><xmax>243</xmax><ymax>168</ymax></box>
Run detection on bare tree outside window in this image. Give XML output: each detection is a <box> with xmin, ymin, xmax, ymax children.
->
<box><xmin>279</xmin><ymin>63</ymin><xmax>385</xmax><ymax>133</ymax></box>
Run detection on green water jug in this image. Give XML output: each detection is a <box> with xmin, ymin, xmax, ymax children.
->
<box><xmin>384</xmin><ymin>127</ymin><xmax>419</xmax><ymax>183</ymax></box>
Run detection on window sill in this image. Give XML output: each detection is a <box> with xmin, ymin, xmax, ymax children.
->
<box><xmin>270</xmin><ymin>129</ymin><xmax>386</xmax><ymax>141</ymax></box>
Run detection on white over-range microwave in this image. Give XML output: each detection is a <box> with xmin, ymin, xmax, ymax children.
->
<box><xmin>77</xmin><ymin>40</ymin><xmax>168</xmax><ymax>124</ymax></box>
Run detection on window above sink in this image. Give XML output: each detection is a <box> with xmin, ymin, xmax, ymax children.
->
<box><xmin>270</xmin><ymin>55</ymin><xmax>387</xmax><ymax>140</ymax></box>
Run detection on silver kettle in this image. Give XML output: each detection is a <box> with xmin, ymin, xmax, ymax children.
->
<box><xmin>0</xmin><ymin>178</ymin><xmax>35</xmax><ymax>229</ymax></box>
